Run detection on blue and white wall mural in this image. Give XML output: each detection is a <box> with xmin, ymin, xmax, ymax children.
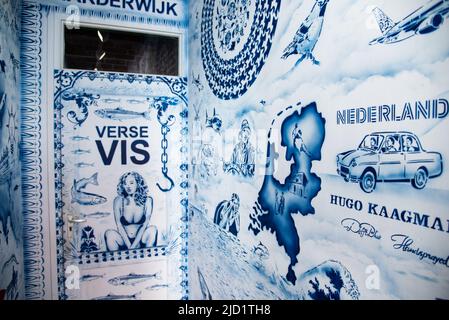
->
<box><xmin>53</xmin><ymin>71</ymin><xmax>188</xmax><ymax>300</ymax></box>
<box><xmin>189</xmin><ymin>0</ymin><xmax>449</xmax><ymax>300</ymax></box>
<box><xmin>2</xmin><ymin>0</ymin><xmax>447</xmax><ymax>300</ymax></box>
<box><xmin>0</xmin><ymin>0</ymin><xmax>24</xmax><ymax>300</ymax></box>
<box><xmin>20</xmin><ymin>0</ymin><xmax>189</xmax><ymax>300</ymax></box>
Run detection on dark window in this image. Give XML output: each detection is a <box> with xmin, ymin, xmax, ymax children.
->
<box><xmin>64</xmin><ymin>26</ymin><xmax>179</xmax><ymax>76</ymax></box>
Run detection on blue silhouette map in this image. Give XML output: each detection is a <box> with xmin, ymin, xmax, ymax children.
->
<box><xmin>250</xmin><ymin>103</ymin><xmax>325</xmax><ymax>284</ymax></box>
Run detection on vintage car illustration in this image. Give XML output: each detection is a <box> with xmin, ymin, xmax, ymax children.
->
<box><xmin>336</xmin><ymin>131</ymin><xmax>443</xmax><ymax>193</ymax></box>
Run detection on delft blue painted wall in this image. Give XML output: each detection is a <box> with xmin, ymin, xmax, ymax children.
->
<box><xmin>20</xmin><ymin>0</ymin><xmax>189</xmax><ymax>300</ymax></box>
<box><xmin>8</xmin><ymin>0</ymin><xmax>449</xmax><ymax>300</ymax></box>
<box><xmin>0</xmin><ymin>0</ymin><xmax>24</xmax><ymax>300</ymax></box>
<box><xmin>188</xmin><ymin>0</ymin><xmax>449</xmax><ymax>300</ymax></box>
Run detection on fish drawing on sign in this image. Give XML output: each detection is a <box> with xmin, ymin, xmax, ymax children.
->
<box><xmin>103</xmin><ymin>98</ymin><xmax>121</xmax><ymax>103</ymax></box>
<box><xmin>80</xmin><ymin>274</ymin><xmax>105</xmax><ymax>282</ymax></box>
<box><xmin>71</xmin><ymin>173</ymin><xmax>107</xmax><ymax>206</ymax></box>
<box><xmin>108</xmin><ymin>272</ymin><xmax>161</xmax><ymax>286</ymax></box>
<box><xmin>94</xmin><ymin>107</ymin><xmax>151</xmax><ymax>121</ymax></box>
<box><xmin>281</xmin><ymin>0</ymin><xmax>329</xmax><ymax>68</ymax></box>
<box><xmin>81</xmin><ymin>212</ymin><xmax>111</xmax><ymax>219</ymax></box>
<box><xmin>92</xmin><ymin>292</ymin><xmax>140</xmax><ymax>300</ymax></box>
<box><xmin>145</xmin><ymin>284</ymin><xmax>169</xmax><ymax>291</ymax></box>
<box><xmin>72</xmin><ymin>149</ymin><xmax>91</xmax><ymax>155</ymax></box>
<box><xmin>62</xmin><ymin>91</ymin><xmax>100</xmax><ymax>129</ymax></box>
<box><xmin>71</xmin><ymin>135</ymin><xmax>89</xmax><ymax>142</ymax></box>
<box><xmin>369</xmin><ymin>0</ymin><xmax>449</xmax><ymax>45</ymax></box>
<box><xmin>197</xmin><ymin>268</ymin><xmax>212</xmax><ymax>300</ymax></box>
<box><xmin>75</xmin><ymin>162</ymin><xmax>94</xmax><ymax>168</ymax></box>
<box><xmin>127</xmin><ymin>99</ymin><xmax>145</xmax><ymax>104</ymax></box>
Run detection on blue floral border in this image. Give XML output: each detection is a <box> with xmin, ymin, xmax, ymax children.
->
<box><xmin>20</xmin><ymin>1</ymin><xmax>45</xmax><ymax>300</ymax></box>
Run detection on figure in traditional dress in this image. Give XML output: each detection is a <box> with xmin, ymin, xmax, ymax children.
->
<box><xmin>224</xmin><ymin>119</ymin><xmax>255</xmax><ymax>177</ymax></box>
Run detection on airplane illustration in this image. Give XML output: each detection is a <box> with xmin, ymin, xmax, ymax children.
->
<box><xmin>370</xmin><ymin>0</ymin><xmax>449</xmax><ymax>45</ymax></box>
<box><xmin>281</xmin><ymin>0</ymin><xmax>330</xmax><ymax>67</ymax></box>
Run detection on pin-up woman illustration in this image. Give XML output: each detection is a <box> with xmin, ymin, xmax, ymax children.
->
<box><xmin>105</xmin><ymin>172</ymin><xmax>158</xmax><ymax>251</ymax></box>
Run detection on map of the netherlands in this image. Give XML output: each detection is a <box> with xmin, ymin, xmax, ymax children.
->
<box><xmin>250</xmin><ymin>102</ymin><xmax>326</xmax><ymax>284</ymax></box>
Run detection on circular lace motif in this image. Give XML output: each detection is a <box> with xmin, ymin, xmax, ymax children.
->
<box><xmin>201</xmin><ymin>0</ymin><xmax>281</xmax><ymax>100</ymax></box>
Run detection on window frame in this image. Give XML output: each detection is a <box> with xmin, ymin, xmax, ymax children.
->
<box><xmin>59</xmin><ymin>20</ymin><xmax>183</xmax><ymax>76</ymax></box>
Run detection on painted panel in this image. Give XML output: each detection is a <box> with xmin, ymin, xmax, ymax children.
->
<box><xmin>53</xmin><ymin>70</ymin><xmax>188</xmax><ymax>300</ymax></box>
<box><xmin>189</xmin><ymin>0</ymin><xmax>449</xmax><ymax>300</ymax></box>
<box><xmin>21</xmin><ymin>0</ymin><xmax>189</xmax><ymax>299</ymax></box>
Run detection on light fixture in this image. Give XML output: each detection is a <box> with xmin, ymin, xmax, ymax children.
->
<box><xmin>97</xmin><ymin>30</ymin><xmax>104</xmax><ymax>42</ymax></box>
<box><xmin>98</xmin><ymin>51</ymin><xmax>106</xmax><ymax>61</ymax></box>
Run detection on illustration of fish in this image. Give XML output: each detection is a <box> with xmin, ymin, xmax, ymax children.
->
<box><xmin>71</xmin><ymin>135</ymin><xmax>89</xmax><ymax>141</ymax></box>
<box><xmin>94</xmin><ymin>107</ymin><xmax>151</xmax><ymax>121</ymax></box>
<box><xmin>127</xmin><ymin>99</ymin><xmax>145</xmax><ymax>104</ymax></box>
<box><xmin>108</xmin><ymin>272</ymin><xmax>161</xmax><ymax>286</ymax></box>
<box><xmin>92</xmin><ymin>292</ymin><xmax>140</xmax><ymax>300</ymax></box>
<box><xmin>145</xmin><ymin>284</ymin><xmax>169</xmax><ymax>291</ymax></box>
<box><xmin>72</xmin><ymin>149</ymin><xmax>91</xmax><ymax>155</ymax></box>
<box><xmin>80</xmin><ymin>274</ymin><xmax>105</xmax><ymax>282</ymax></box>
<box><xmin>81</xmin><ymin>212</ymin><xmax>111</xmax><ymax>219</ymax></box>
<box><xmin>71</xmin><ymin>173</ymin><xmax>107</xmax><ymax>206</ymax></box>
<box><xmin>103</xmin><ymin>98</ymin><xmax>121</xmax><ymax>103</ymax></box>
<box><xmin>75</xmin><ymin>162</ymin><xmax>94</xmax><ymax>168</ymax></box>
